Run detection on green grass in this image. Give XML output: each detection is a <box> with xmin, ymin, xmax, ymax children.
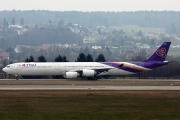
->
<box><xmin>0</xmin><ymin>92</ymin><xmax>180</xmax><ymax>120</ymax></box>
<box><xmin>109</xmin><ymin>25</ymin><xmax>165</xmax><ymax>34</ymax></box>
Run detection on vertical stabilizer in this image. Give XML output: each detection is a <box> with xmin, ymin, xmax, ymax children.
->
<box><xmin>144</xmin><ymin>42</ymin><xmax>171</xmax><ymax>62</ymax></box>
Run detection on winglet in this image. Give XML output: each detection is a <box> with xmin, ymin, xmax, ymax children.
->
<box><xmin>144</xmin><ymin>42</ymin><xmax>171</xmax><ymax>62</ymax></box>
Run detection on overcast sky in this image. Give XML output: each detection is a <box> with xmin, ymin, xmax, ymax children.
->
<box><xmin>0</xmin><ymin>0</ymin><xmax>180</xmax><ymax>11</ymax></box>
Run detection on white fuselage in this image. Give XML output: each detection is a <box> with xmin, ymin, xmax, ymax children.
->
<box><xmin>3</xmin><ymin>62</ymin><xmax>137</xmax><ymax>77</ymax></box>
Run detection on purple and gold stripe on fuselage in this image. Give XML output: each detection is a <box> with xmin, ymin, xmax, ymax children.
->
<box><xmin>102</xmin><ymin>62</ymin><xmax>151</xmax><ymax>73</ymax></box>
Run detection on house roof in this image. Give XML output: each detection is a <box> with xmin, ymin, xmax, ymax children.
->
<box><xmin>37</xmin><ymin>46</ymin><xmax>49</xmax><ymax>50</ymax></box>
<box><xmin>0</xmin><ymin>52</ymin><xmax>9</xmax><ymax>57</ymax></box>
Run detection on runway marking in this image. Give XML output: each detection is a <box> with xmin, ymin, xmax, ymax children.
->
<box><xmin>0</xmin><ymin>85</ymin><xmax>180</xmax><ymax>90</ymax></box>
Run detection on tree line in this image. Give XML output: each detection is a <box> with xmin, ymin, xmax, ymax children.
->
<box><xmin>0</xmin><ymin>24</ymin><xmax>83</xmax><ymax>49</ymax></box>
<box><xmin>24</xmin><ymin>53</ymin><xmax>106</xmax><ymax>62</ymax></box>
<box><xmin>2</xmin><ymin>17</ymin><xmax>24</xmax><ymax>28</ymax></box>
<box><xmin>1</xmin><ymin>10</ymin><xmax>180</xmax><ymax>29</ymax></box>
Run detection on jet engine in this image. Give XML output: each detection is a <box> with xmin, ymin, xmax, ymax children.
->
<box><xmin>65</xmin><ymin>72</ymin><xmax>79</xmax><ymax>79</ymax></box>
<box><xmin>82</xmin><ymin>70</ymin><xmax>97</xmax><ymax>77</ymax></box>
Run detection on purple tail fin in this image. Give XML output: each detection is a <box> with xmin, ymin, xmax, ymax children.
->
<box><xmin>144</xmin><ymin>42</ymin><xmax>171</xmax><ymax>62</ymax></box>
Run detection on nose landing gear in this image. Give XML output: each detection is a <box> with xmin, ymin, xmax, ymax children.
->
<box><xmin>3</xmin><ymin>73</ymin><xmax>6</xmax><ymax>79</ymax></box>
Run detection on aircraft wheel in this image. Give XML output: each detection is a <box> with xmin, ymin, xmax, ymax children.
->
<box><xmin>15</xmin><ymin>76</ymin><xmax>19</xmax><ymax>80</ymax></box>
<box><xmin>3</xmin><ymin>74</ymin><xmax>6</xmax><ymax>79</ymax></box>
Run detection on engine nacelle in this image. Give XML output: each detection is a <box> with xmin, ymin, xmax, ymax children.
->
<box><xmin>82</xmin><ymin>70</ymin><xmax>96</xmax><ymax>77</ymax></box>
<box><xmin>65</xmin><ymin>72</ymin><xmax>79</xmax><ymax>79</ymax></box>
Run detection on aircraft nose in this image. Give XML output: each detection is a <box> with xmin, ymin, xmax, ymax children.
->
<box><xmin>2</xmin><ymin>68</ymin><xmax>6</xmax><ymax>72</ymax></box>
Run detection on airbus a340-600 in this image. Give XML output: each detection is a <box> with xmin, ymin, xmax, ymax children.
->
<box><xmin>3</xmin><ymin>42</ymin><xmax>171</xmax><ymax>80</ymax></box>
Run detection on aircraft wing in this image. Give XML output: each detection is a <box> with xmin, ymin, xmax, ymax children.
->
<box><xmin>68</xmin><ymin>63</ymin><xmax>124</xmax><ymax>75</ymax></box>
<box><xmin>69</xmin><ymin>68</ymin><xmax>111</xmax><ymax>74</ymax></box>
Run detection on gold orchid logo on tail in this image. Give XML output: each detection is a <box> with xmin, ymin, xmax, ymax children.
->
<box><xmin>156</xmin><ymin>48</ymin><xmax>166</xmax><ymax>58</ymax></box>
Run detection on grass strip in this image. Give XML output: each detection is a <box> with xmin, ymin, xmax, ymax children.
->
<box><xmin>0</xmin><ymin>90</ymin><xmax>180</xmax><ymax>120</ymax></box>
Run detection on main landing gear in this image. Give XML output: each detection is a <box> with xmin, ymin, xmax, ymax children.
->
<box><xmin>15</xmin><ymin>75</ymin><xmax>19</xmax><ymax>80</ymax></box>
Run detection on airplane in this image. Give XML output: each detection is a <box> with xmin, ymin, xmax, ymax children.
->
<box><xmin>2</xmin><ymin>42</ymin><xmax>171</xmax><ymax>80</ymax></box>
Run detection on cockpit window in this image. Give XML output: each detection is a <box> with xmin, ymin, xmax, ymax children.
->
<box><xmin>7</xmin><ymin>66</ymin><xmax>10</xmax><ymax>68</ymax></box>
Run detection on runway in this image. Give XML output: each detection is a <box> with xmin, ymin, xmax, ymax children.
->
<box><xmin>0</xmin><ymin>85</ymin><xmax>180</xmax><ymax>90</ymax></box>
<box><xmin>0</xmin><ymin>79</ymin><xmax>180</xmax><ymax>90</ymax></box>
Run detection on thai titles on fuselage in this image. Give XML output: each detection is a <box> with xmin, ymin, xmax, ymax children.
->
<box><xmin>22</xmin><ymin>64</ymin><xmax>36</xmax><ymax>67</ymax></box>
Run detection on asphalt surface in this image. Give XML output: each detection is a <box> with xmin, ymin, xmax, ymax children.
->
<box><xmin>0</xmin><ymin>85</ymin><xmax>180</xmax><ymax>90</ymax></box>
<box><xmin>0</xmin><ymin>79</ymin><xmax>180</xmax><ymax>90</ymax></box>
